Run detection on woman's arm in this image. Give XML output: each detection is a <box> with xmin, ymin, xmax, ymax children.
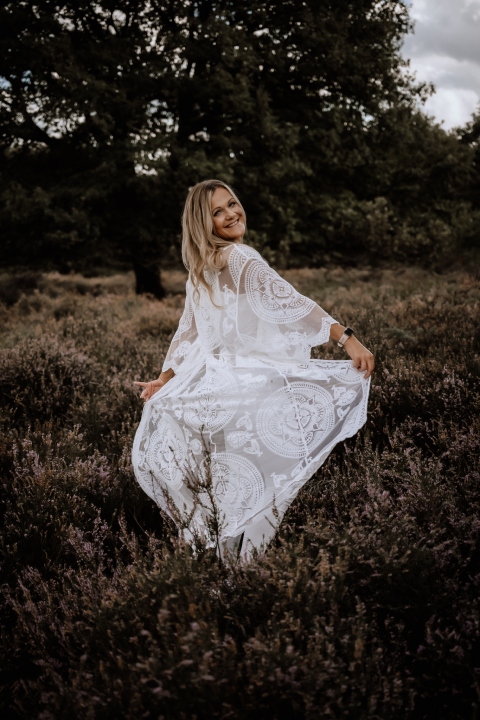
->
<box><xmin>134</xmin><ymin>281</ymin><xmax>198</xmax><ymax>402</ymax></box>
<box><xmin>329</xmin><ymin>323</ymin><xmax>375</xmax><ymax>379</ymax></box>
<box><xmin>225</xmin><ymin>245</ymin><xmax>375</xmax><ymax>377</ymax></box>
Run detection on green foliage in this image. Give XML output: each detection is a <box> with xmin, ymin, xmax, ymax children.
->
<box><xmin>2</xmin><ymin>1</ymin><xmax>475</xmax><ymax>270</ymax></box>
<box><xmin>458</xmin><ymin>107</ymin><xmax>480</xmax><ymax>247</ymax></box>
<box><xmin>1</xmin><ymin>266</ymin><xmax>479</xmax><ymax>717</ymax></box>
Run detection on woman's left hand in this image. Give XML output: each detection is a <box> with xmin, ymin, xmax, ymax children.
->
<box><xmin>344</xmin><ymin>336</ymin><xmax>375</xmax><ymax>379</ymax></box>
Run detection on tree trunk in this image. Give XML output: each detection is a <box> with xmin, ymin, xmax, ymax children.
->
<box><xmin>132</xmin><ymin>260</ymin><xmax>165</xmax><ymax>299</ymax></box>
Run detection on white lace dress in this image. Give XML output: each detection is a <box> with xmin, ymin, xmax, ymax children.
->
<box><xmin>132</xmin><ymin>244</ymin><xmax>370</xmax><ymax>557</ymax></box>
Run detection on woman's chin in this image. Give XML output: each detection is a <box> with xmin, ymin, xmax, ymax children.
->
<box><xmin>225</xmin><ymin>224</ymin><xmax>245</xmax><ymax>240</ymax></box>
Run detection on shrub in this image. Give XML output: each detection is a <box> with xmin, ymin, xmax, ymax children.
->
<box><xmin>0</xmin><ymin>272</ymin><xmax>41</xmax><ymax>306</ymax></box>
<box><xmin>0</xmin><ymin>337</ymin><xmax>97</xmax><ymax>426</ymax></box>
<box><xmin>0</xmin><ymin>266</ymin><xmax>479</xmax><ymax>718</ymax></box>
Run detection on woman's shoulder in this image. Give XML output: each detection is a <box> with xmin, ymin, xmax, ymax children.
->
<box><xmin>235</xmin><ymin>243</ymin><xmax>263</xmax><ymax>260</ymax></box>
<box><xmin>222</xmin><ymin>242</ymin><xmax>264</xmax><ymax>265</ymax></box>
<box><xmin>220</xmin><ymin>243</ymin><xmax>267</xmax><ymax>288</ymax></box>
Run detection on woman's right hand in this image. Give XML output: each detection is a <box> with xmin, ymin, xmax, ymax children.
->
<box><xmin>329</xmin><ymin>324</ymin><xmax>375</xmax><ymax>379</ymax></box>
<box><xmin>343</xmin><ymin>336</ymin><xmax>375</xmax><ymax>379</ymax></box>
<box><xmin>134</xmin><ymin>369</ymin><xmax>175</xmax><ymax>402</ymax></box>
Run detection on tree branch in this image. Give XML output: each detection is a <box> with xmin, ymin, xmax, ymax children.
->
<box><xmin>10</xmin><ymin>84</ymin><xmax>60</xmax><ymax>148</ymax></box>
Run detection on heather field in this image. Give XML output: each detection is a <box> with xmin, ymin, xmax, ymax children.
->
<box><xmin>1</xmin><ymin>264</ymin><xmax>479</xmax><ymax>719</ymax></box>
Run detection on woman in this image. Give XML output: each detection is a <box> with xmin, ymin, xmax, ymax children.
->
<box><xmin>132</xmin><ymin>180</ymin><xmax>374</xmax><ymax>559</ymax></box>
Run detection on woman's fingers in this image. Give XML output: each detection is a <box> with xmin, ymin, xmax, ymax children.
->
<box><xmin>134</xmin><ymin>379</ymin><xmax>164</xmax><ymax>403</ymax></box>
<box><xmin>351</xmin><ymin>353</ymin><xmax>375</xmax><ymax>379</ymax></box>
<box><xmin>364</xmin><ymin>360</ymin><xmax>373</xmax><ymax>379</ymax></box>
<box><xmin>144</xmin><ymin>382</ymin><xmax>154</xmax><ymax>399</ymax></box>
<box><xmin>362</xmin><ymin>354</ymin><xmax>374</xmax><ymax>379</ymax></box>
<box><xmin>352</xmin><ymin>356</ymin><xmax>364</xmax><ymax>370</ymax></box>
<box><xmin>136</xmin><ymin>384</ymin><xmax>150</xmax><ymax>401</ymax></box>
<box><xmin>134</xmin><ymin>380</ymin><xmax>153</xmax><ymax>402</ymax></box>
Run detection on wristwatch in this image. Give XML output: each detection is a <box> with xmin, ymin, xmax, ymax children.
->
<box><xmin>337</xmin><ymin>327</ymin><xmax>354</xmax><ymax>348</ymax></box>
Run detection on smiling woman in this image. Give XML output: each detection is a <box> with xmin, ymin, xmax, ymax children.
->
<box><xmin>211</xmin><ymin>188</ymin><xmax>246</xmax><ymax>238</ymax></box>
<box><xmin>132</xmin><ymin>180</ymin><xmax>374</xmax><ymax>560</ymax></box>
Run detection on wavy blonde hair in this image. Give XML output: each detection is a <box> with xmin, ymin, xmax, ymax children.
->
<box><xmin>181</xmin><ymin>179</ymin><xmax>246</xmax><ymax>300</ymax></box>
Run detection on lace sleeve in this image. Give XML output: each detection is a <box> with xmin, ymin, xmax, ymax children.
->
<box><xmin>162</xmin><ymin>286</ymin><xmax>198</xmax><ymax>373</ymax></box>
<box><xmin>231</xmin><ymin>246</ymin><xmax>337</xmax><ymax>363</ymax></box>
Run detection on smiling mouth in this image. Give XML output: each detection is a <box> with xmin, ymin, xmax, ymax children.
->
<box><xmin>225</xmin><ymin>219</ymin><xmax>239</xmax><ymax>228</ymax></box>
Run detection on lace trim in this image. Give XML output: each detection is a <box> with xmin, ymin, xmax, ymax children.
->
<box><xmin>171</xmin><ymin>294</ymin><xmax>194</xmax><ymax>343</ymax></box>
<box><xmin>309</xmin><ymin>316</ymin><xmax>336</xmax><ymax>347</ymax></box>
<box><xmin>245</xmin><ymin>260</ymin><xmax>315</xmax><ymax>324</ymax></box>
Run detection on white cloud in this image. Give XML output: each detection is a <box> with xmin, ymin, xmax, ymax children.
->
<box><xmin>402</xmin><ymin>0</ymin><xmax>480</xmax><ymax>129</ymax></box>
<box><xmin>423</xmin><ymin>87</ymin><xmax>479</xmax><ymax>128</ymax></box>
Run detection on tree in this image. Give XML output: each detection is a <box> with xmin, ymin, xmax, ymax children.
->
<box><xmin>1</xmin><ymin>0</ymin><xmax>454</xmax><ymax>280</ymax></box>
<box><xmin>459</xmin><ymin>107</ymin><xmax>480</xmax><ymax>207</ymax></box>
<box><xmin>0</xmin><ymin>0</ymin><xmax>174</xmax><ymax>293</ymax></box>
<box><xmin>151</xmin><ymin>0</ymin><xmax>426</xmax><ymax>259</ymax></box>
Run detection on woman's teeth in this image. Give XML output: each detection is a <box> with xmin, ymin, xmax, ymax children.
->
<box><xmin>226</xmin><ymin>220</ymin><xmax>238</xmax><ymax>228</ymax></box>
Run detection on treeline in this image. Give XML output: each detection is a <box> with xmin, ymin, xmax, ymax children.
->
<box><xmin>1</xmin><ymin>0</ymin><xmax>479</xmax><ymax>288</ymax></box>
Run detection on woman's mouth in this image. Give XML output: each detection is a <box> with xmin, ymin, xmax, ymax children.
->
<box><xmin>225</xmin><ymin>219</ymin><xmax>239</xmax><ymax>228</ymax></box>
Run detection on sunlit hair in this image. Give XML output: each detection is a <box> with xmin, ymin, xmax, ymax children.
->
<box><xmin>181</xmin><ymin>179</ymin><xmax>246</xmax><ymax>301</ymax></box>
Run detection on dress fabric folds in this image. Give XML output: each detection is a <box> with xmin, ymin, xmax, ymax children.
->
<box><xmin>132</xmin><ymin>244</ymin><xmax>370</xmax><ymax>557</ymax></box>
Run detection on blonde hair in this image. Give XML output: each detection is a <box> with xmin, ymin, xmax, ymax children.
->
<box><xmin>181</xmin><ymin>179</ymin><xmax>246</xmax><ymax>300</ymax></box>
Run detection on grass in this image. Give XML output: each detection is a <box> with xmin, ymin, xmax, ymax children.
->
<box><xmin>1</xmin><ymin>262</ymin><xmax>479</xmax><ymax>719</ymax></box>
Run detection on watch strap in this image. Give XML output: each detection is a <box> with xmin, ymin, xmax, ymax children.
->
<box><xmin>337</xmin><ymin>327</ymin><xmax>354</xmax><ymax>347</ymax></box>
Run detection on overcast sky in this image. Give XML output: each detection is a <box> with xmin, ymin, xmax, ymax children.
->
<box><xmin>402</xmin><ymin>0</ymin><xmax>480</xmax><ymax>130</ymax></box>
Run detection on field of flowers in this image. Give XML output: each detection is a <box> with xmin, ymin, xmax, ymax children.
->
<box><xmin>1</xmin><ymin>262</ymin><xmax>479</xmax><ymax>719</ymax></box>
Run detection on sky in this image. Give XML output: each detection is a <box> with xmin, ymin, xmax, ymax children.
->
<box><xmin>402</xmin><ymin>0</ymin><xmax>480</xmax><ymax>130</ymax></box>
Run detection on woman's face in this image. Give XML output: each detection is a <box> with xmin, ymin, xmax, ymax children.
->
<box><xmin>211</xmin><ymin>187</ymin><xmax>245</xmax><ymax>242</ymax></box>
